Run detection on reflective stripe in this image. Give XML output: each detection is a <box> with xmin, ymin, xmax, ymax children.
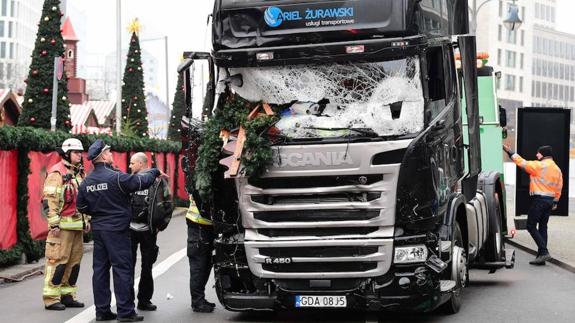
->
<box><xmin>43</xmin><ymin>266</ymin><xmax>61</xmax><ymax>297</ymax></box>
<box><xmin>48</xmin><ymin>216</ymin><xmax>61</xmax><ymax>225</ymax></box>
<box><xmin>59</xmin><ymin>217</ymin><xmax>84</xmax><ymax>230</ymax></box>
<box><xmin>43</xmin><ymin>186</ymin><xmax>61</xmax><ymax>195</ymax></box>
<box><xmin>60</xmin><ymin>286</ymin><xmax>77</xmax><ymax>295</ymax></box>
<box><xmin>531</xmin><ymin>191</ymin><xmax>555</xmax><ymax>197</ymax></box>
<box><xmin>185</xmin><ymin>198</ymin><xmax>212</xmax><ymax>226</ymax></box>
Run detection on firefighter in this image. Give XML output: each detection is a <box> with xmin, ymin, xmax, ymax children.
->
<box><xmin>129</xmin><ymin>152</ymin><xmax>159</xmax><ymax>312</ymax></box>
<box><xmin>186</xmin><ymin>193</ymin><xmax>216</xmax><ymax>313</ymax></box>
<box><xmin>504</xmin><ymin>144</ymin><xmax>563</xmax><ymax>265</ymax></box>
<box><xmin>43</xmin><ymin>138</ymin><xmax>89</xmax><ymax>311</ymax></box>
<box><xmin>77</xmin><ymin>140</ymin><xmax>166</xmax><ymax>322</ymax></box>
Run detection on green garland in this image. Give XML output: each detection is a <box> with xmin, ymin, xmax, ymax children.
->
<box><xmin>0</xmin><ymin>127</ymin><xmax>181</xmax><ymax>267</ymax></box>
<box><xmin>194</xmin><ymin>95</ymin><xmax>279</xmax><ymax>199</ymax></box>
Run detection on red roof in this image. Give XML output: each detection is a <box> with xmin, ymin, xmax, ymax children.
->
<box><xmin>62</xmin><ymin>17</ymin><xmax>79</xmax><ymax>41</ymax></box>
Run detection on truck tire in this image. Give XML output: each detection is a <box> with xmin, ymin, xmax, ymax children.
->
<box><xmin>485</xmin><ymin>193</ymin><xmax>504</xmax><ymax>262</ymax></box>
<box><xmin>441</xmin><ymin>222</ymin><xmax>468</xmax><ymax>314</ymax></box>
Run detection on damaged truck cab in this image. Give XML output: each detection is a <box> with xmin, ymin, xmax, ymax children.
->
<box><xmin>179</xmin><ymin>0</ymin><xmax>515</xmax><ymax>313</ymax></box>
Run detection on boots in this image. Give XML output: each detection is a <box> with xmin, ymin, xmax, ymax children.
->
<box><xmin>45</xmin><ymin>302</ymin><xmax>66</xmax><ymax>311</ymax></box>
<box><xmin>192</xmin><ymin>300</ymin><xmax>215</xmax><ymax>313</ymax></box>
<box><xmin>61</xmin><ymin>294</ymin><xmax>85</xmax><ymax>308</ymax></box>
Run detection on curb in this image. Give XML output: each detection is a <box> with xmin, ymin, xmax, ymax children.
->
<box><xmin>505</xmin><ymin>238</ymin><xmax>575</xmax><ymax>274</ymax></box>
<box><xmin>0</xmin><ymin>208</ymin><xmax>187</xmax><ymax>284</ymax></box>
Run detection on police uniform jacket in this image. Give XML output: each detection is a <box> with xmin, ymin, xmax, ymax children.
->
<box><xmin>77</xmin><ymin>162</ymin><xmax>160</xmax><ymax>231</ymax></box>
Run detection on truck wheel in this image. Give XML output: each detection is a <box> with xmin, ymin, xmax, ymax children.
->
<box><xmin>485</xmin><ymin>193</ymin><xmax>504</xmax><ymax>261</ymax></box>
<box><xmin>442</xmin><ymin>222</ymin><xmax>468</xmax><ymax>314</ymax></box>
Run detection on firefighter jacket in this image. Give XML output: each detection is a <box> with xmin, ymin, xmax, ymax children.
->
<box><xmin>186</xmin><ymin>196</ymin><xmax>212</xmax><ymax>226</ymax></box>
<box><xmin>76</xmin><ymin>162</ymin><xmax>160</xmax><ymax>231</ymax></box>
<box><xmin>43</xmin><ymin>161</ymin><xmax>86</xmax><ymax>230</ymax></box>
<box><xmin>511</xmin><ymin>154</ymin><xmax>563</xmax><ymax>202</ymax></box>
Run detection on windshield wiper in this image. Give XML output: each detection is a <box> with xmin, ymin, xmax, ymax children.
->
<box><xmin>304</xmin><ymin>127</ymin><xmax>379</xmax><ymax>138</ymax></box>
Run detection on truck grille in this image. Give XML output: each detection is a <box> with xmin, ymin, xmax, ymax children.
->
<box><xmin>260</xmin><ymin>246</ymin><xmax>379</xmax><ymax>258</ymax></box>
<box><xmin>253</xmin><ymin>209</ymin><xmax>380</xmax><ymax>223</ymax></box>
<box><xmin>263</xmin><ymin>262</ymin><xmax>378</xmax><ymax>273</ymax></box>
<box><xmin>237</xmin><ymin>141</ymin><xmax>408</xmax><ymax>279</ymax></box>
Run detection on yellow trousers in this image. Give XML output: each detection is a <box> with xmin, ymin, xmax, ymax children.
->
<box><xmin>42</xmin><ymin>230</ymin><xmax>84</xmax><ymax>306</ymax></box>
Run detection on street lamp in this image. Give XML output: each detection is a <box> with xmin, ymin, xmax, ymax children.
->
<box><xmin>503</xmin><ymin>1</ymin><xmax>523</xmax><ymax>31</ymax></box>
<box><xmin>470</xmin><ymin>0</ymin><xmax>523</xmax><ymax>35</ymax></box>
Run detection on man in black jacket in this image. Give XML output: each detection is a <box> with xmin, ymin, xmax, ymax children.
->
<box><xmin>77</xmin><ymin>140</ymin><xmax>166</xmax><ymax>322</ymax></box>
<box><xmin>129</xmin><ymin>152</ymin><xmax>159</xmax><ymax>312</ymax></box>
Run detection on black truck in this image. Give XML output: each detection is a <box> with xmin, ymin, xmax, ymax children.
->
<box><xmin>178</xmin><ymin>0</ymin><xmax>515</xmax><ymax>313</ymax></box>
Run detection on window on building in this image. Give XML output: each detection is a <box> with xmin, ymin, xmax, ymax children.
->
<box><xmin>0</xmin><ymin>42</ymin><xmax>5</xmax><ymax>59</ymax></box>
<box><xmin>551</xmin><ymin>7</ymin><xmax>556</xmax><ymax>23</ymax></box>
<box><xmin>10</xmin><ymin>0</ymin><xmax>13</xmax><ymax>17</ymax></box>
<box><xmin>0</xmin><ymin>21</ymin><xmax>4</xmax><ymax>37</ymax></box>
<box><xmin>520</xmin><ymin>53</ymin><xmax>524</xmax><ymax>69</ymax></box>
<box><xmin>554</xmin><ymin>62</ymin><xmax>559</xmax><ymax>78</ymax></box>
<box><xmin>559</xmin><ymin>85</ymin><xmax>564</xmax><ymax>101</ymax></box>
<box><xmin>560</xmin><ymin>64</ymin><xmax>565</xmax><ymax>80</ymax></box>
<box><xmin>498</xmin><ymin>25</ymin><xmax>502</xmax><ymax>42</ymax></box>
<box><xmin>1</xmin><ymin>0</ymin><xmax>6</xmax><ymax>16</ymax></box>
<box><xmin>7</xmin><ymin>21</ymin><xmax>11</xmax><ymax>38</ymax></box>
<box><xmin>506</xmin><ymin>29</ymin><xmax>517</xmax><ymax>44</ymax></box>
<box><xmin>519</xmin><ymin>76</ymin><xmax>523</xmax><ymax>92</ymax></box>
<box><xmin>497</xmin><ymin>49</ymin><xmax>502</xmax><ymax>65</ymax></box>
<box><xmin>6</xmin><ymin>63</ymin><xmax>11</xmax><ymax>80</ymax></box>
<box><xmin>554</xmin><ymin>84</ymin><xmax>559</xmax><ymax>100</ymax></box>
<box><xmin>536</xmin><ymin>81</ymin><xmax>541</xmax><ymax>98</ymax></box>
<box><xmin>521</xmin><ymin>30</ymin><xmax>525</xmax><ymax>46</ymax></box>
<box><xmin>0</xmin><ymin>63</ymin><xmax>3</xmax><ymax>79</ymax></box>
<box><xmin>535</xmin><ymin>3</ymin><xmax>540</xmax><ymax>19</ymax></box>
<box><xmin>9</xmin><ymin>42</ymin><xmax>13</xmax><ymax>59</ymax></box>
<box><xmin>505</xmin><ymin>50</ymin><xmax>516</xmax><ymax>68</ymax></box>
<box><xmin>499</xmin><ymin>0</ymin><xmax>503</xmax><ymax>17</ymax></box>
<box><xmin>505</xmin><ymin>74</ymin><xmax>516</xmax><ymax>91</ymax></box>
<box><xmin>571</xmin><ymin>87</ymin><xmax>574</xmax><ymax>102</ymax></box>
<box><xmin>542</xmin><ymin>82</ymin><xmax>547</xmax><ymax>98</ymax></box>
<box><xmin>542</xmin><ymin>60</ymin><xmax>547</xmax><ymax>77</ymax></box>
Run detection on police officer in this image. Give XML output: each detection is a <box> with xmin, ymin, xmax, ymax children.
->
<box><xmin>43</xmin><ymin>138</ymin><xmax>89</xmax><ymax>310</ymax></box>
<box><xmin>77</xmin><ymin>140</ymin><xmax>166</xmax><ymax>322</ymax></box>
<box><xmin>129</xmin><ymin>152</ymin><xmax>158</xmax><ymax>312</ymax></box>
<box><xmin>504</xmin><ymin>144</ymin><xmax>563</xmax><ymax>265</ymax></box>
<box><xmin>186</xmin><ymin>194</ymin><xmax>216</xmax><ymax>313</ymax></box>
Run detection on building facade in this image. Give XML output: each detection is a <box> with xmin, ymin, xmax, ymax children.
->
<box><xmin>475</xmin><ymin>0</ymin><xmax>575</xmax><ymax>127</ymax></box>
<box><xmin>0</xmin><ymin>0</ymin><xmax>44</xmax><ymax>91</ymax></box>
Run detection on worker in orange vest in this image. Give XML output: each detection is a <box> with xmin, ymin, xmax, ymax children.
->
<box><xmin>43</xmin><ymin>138</ymin><xmax>90</xmax><ymax>310</ymax></box>
<box><xmin>504</xmin><ymin>144</ymin><xmax>563</xmax><ymax>265</ymax></box>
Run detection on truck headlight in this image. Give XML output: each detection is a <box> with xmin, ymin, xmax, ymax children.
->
<box><xmin>394</xmin><ymin>245</ymin><xmax>428</xmax><ymax>264</ymax></box>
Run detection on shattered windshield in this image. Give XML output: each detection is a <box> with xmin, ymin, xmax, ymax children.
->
<box><xmin>227</xmin><ymin>57</ymin><xmax>424</xmax><ymax>138</ymax></box>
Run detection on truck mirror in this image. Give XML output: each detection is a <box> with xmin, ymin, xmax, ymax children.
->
<box><xmin>499</xmin><ymin>106</ymin><xmax>507</xmax><ymax>127</ymax></box>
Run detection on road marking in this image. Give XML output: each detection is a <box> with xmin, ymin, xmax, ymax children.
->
<box><xmin>65</xmin><ymin>247</ymin><xmax>187</xmax><ymax>323</ymax></box>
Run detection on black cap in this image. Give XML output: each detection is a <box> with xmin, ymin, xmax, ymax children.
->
<box><xmin>538</xmin><ymin>145</ymin><xmax>553</xmax><ymax>158</ymax></box>
<box><xmin>87</xmin><ymin>139</ymin><xmax>111</xmax><ymax>161</ymax></box>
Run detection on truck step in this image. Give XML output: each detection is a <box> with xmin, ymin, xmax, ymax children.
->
<box><xmin>440</xmin><ymin>280</ymin><xmax>456</xmax><ymax>292</ymax></box>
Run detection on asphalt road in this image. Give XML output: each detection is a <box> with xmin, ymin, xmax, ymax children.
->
<box><xmin>1</xmin><ymin>215</ymin><xmax>575</xmax><ymax>323</ymax></box>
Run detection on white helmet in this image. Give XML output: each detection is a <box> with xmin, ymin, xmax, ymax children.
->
<box><xmin>61</xmin><ymin>138</ymin><xmax>84</xmax><ymax>153</ymax></box>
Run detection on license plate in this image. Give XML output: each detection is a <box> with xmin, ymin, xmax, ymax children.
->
<box><xmin>295</xmin><ymin>295</ymin><xmax>347</xmax><ymax>308</ymax></box>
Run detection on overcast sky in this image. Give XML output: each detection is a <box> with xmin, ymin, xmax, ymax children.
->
<box><xmin>69</xmin><ymin>0</ymin><xmax>575</xmax><ymax>105</ymax></box>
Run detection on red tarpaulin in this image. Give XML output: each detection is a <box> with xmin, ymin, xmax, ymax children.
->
<box><xmin>0</xmin><ymin>150</ymin><xmax>18</xmax><ymax>250</ymax></box>
<box><xmin>112</xmin><ymin>151</ymin><xmax>128</xmax><ymax>172</ymax></box>
<box><xmin>166</xmin><ymin>153</ymin><xmax>176</xmax><ymax>194</ymax></box>
<box><xmin>155</xmin><ymin>152</ymin><xmax>166</xmax><ymax>173</ymax></box>
<box><xmin>177</xmin><ymin>154</ymin><xmax>188</xmax><ymax>200</ymax></box>
<box><xmin>27</xmin><ymin>151</ymin><xmax>61</xmax><ymax>240</ymax></box>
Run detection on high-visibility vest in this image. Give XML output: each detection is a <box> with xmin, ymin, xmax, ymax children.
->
<box><xmin>185</xmin><ymin>196</ymin><xmax>212</xmax><ymax>226</ymax></box>
<box><xmin>512</xmin><ymin>154</ymin><xmax>563</xmax><ymax>201</ymax></box>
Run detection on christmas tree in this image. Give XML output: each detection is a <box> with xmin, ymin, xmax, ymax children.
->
<box><xmin>18</xmin><ymin>0</ymin><xmax>71</xmax><ymax>130</ymax></box>
<box><xmin>121</xmin><ymin>19</ymin><xmax>148</xmax><ymax>137</ymax></box>
<box><xmin>167</xmin><ymin>73</ymin><xmax>186</xmax><ymax>141</ymax></box>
